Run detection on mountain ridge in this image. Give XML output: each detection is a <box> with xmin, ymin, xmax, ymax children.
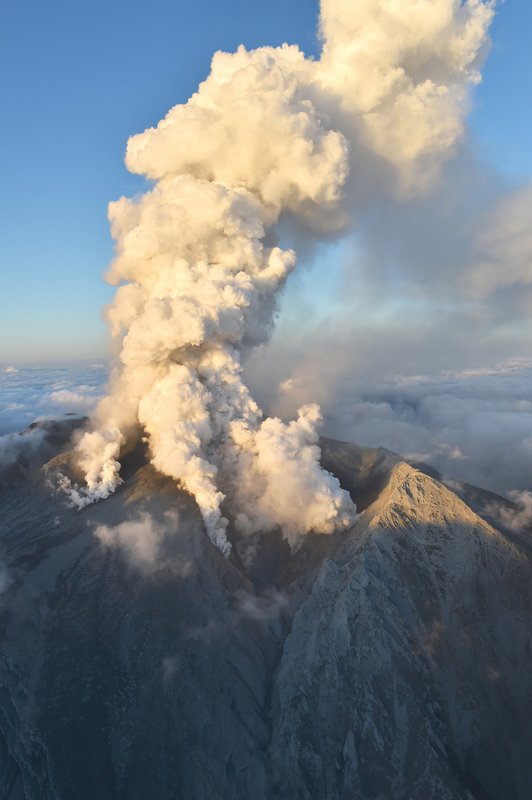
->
<box><xmin>0</xmin><ymin>419</ymin><xmax>530</xmax><ymax>799</ymax></box>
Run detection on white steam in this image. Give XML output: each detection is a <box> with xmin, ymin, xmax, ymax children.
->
<box><xmin>63</xmin><ymin>0</ymin><xmax>494</xmax><ymax>555</ymax></box>
<box><xmin>495</xmin><ymin>490</ymin><xmax>532</xmax><ymax>532</ymax></box>
<box><xmin>94</xmin><ymin>510</ymin><xmax>193</xmax><ymax>574</ymax></box>
<box><xmin>318</xmin><ymin>0</ymin><xmax>494</xmax><ymax>192</ymax></box>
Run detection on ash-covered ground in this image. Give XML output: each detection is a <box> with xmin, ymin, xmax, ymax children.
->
<box><xmin>0</xmin><ymin>416</ymin><xmax>530</xmax><ymax>799</ymax></box>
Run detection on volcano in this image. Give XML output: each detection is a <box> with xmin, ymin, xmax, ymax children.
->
<box><xmin>0</xmin><ymin>417</ymin><xmax>530</xmax><ymax>800</ymax></box>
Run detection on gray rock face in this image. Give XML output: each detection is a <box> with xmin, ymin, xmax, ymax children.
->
<box><xmin>0</xmin><ymin>425</ymin><xmax>530</xmax><ymax>799</ymax></box>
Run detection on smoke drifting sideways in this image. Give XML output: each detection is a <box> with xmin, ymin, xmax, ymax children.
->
<box><xmin>60</xmin><ymin>0</ymin><xmax>495</xmax><ymax>557</ymax></box>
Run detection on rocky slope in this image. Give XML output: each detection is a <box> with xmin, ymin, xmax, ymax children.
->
<box><xmin>0</xmin><ymin>422</ymin><xmax>530</xmax><ymax>799</ymax></box>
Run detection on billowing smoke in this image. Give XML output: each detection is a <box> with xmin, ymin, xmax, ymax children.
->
<box><xmin>62</xmin><ymin>0</ymin><xmax>494</xmax><ymax>555</ymax></box>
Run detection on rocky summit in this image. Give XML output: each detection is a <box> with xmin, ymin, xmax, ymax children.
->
<box><xmin>0</xmin><ymin>420</ymin><xmax>530</xmax><ymax>799</ymax></box>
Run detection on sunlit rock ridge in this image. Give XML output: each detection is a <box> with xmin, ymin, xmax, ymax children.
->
<box><xmin>0</xmin><ymin>417</ymin><xmax>530</xmax><ymax>800</ymax></box>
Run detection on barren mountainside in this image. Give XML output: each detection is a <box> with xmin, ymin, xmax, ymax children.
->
<box><xmin>0</xmin><ymin>422</ymin><xmax>530</xmax><ymax>799</ymax></box>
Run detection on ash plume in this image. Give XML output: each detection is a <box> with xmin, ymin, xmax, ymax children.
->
<box><xmin>61</xmin><ymin>0</ymin><xmax>494</xmax><ymax>555</ymax></box>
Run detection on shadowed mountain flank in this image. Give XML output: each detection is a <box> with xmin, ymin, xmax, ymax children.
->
<box><xmin>0</xmin><ymin>419</ymin><xmax>530</xmax><ymax>799</ymax></box>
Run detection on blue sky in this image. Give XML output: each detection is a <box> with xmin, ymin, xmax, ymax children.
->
<box><xmin>0</xmin><ymin>0</ymin><xmax>322</xmax><ymax>363</ymax></box>
<box><xmin>0</xmin><ymin>0</ymin><xmax>531</xmax><ymax>365</ymax></box>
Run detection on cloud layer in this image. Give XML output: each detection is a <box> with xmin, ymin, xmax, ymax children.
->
<box><xmin>258</xmin><ymin>357</ymin><xmax>532</xmax><ymax>499</ymax></box>
<box><xmin>0</xmin><ymin>365</ymin><xmax>107</xmax><ymax>436</ymax></box>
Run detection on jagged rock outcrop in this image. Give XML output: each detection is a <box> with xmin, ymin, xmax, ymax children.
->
<box><xmin>0</xmin><ymin>423</ymin><xmax>530</xmax><ymax>799</ymax></box>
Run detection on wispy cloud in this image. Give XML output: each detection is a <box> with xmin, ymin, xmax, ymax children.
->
<box><xmin>93</xmin><ymin>510</ymin><xmax>193</xmax><ymax>576</ymax></box>
<box><xmin>488</xmin><ymin>490</ymin><xmax>532</xmax><ymax>532</ymax></box>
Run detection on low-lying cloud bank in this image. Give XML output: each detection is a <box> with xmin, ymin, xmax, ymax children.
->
<box><xmin>2</xmin><ymin>353</ymin><xmax>532</xmax><ymax>506</ymax></box>
<box><xmin>3</xmin><ymin>356</ymin><xmax>529</xmax><ymax>507</ymax></box>
<box><xmin>0</xmin><ymin>365</ymin><xmax>108</xmax><ymax>436</ymax></box>
<box><xmin>252</xmin><ymin>356</ymin><xmax>532</xmax><ymax>499</ymax></box>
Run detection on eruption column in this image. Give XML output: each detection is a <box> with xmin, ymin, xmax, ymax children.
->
<box><xmin>63</xmin><ymin>0</ymin><xmax>494</xmax><ymax>556</ymax></box>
